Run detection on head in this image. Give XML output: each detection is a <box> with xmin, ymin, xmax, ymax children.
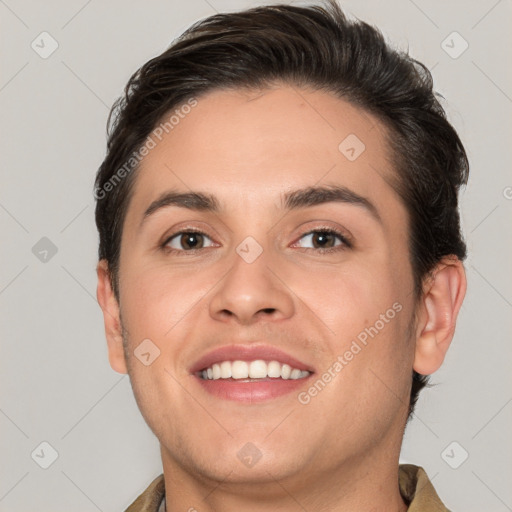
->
<box><xmin>95</xmin><ymin>0</ymin><xmax>467</xmax><ymax>488</ymax></box>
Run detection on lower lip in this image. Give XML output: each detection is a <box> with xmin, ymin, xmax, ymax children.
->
<box><xmin>194</xmin><ymin>375</ymin><xmax>313</xmax><ymax>403</ymax></box>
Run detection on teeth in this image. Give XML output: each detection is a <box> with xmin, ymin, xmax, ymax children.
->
<box><xmin>290</xmin><ymin>368</ymin><xmax>302</xmax><ymax>379</ymax></box>
<box><xmin>212</xmin><ymin>364</ymin><xmax>221</xmax><ymax>379</ymax></box>
<box><xmin>267</xmin><ymin>360</ymin><xmax>281</xmax><ymax>378</ymax></box>
<box><xmin>249</xmin><ymin>360</ymin><xmax>267</xmax><ymax>378</ymax></box>
<box><xmin>232</xmin><ymin>360</ymin><xmax>249</xmax><ymax>379</ymax></box>
<box><xmin>199</xmin><ymin>359</ymin><xmax>311</xmax><ymax>381</ymax></box>
<box><xmin>281</xmin><ymin>364</ymin><xmax>291</xmax><ymax>379</ymax></box>
<box><xmin>220</xmin><ymin>361</ymin><xmax>232</xmax><ymax>378</ymax></box>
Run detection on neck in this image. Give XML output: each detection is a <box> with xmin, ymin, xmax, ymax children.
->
<box><xmin>159</xmin><ymin>444</ymin><xmax>408</xmax><ymax>512</ymax></box>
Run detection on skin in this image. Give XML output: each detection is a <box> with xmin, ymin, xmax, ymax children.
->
<box><xmin>97</xmin><ymin>85</ymin><xmax>466</xmax><ymax>511</ymax></box>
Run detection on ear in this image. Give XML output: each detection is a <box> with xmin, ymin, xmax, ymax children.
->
<box><xmin>96</xmin><ymin>260</ymin><xmax>128</xmax><ymax>374</ymax></box>
<box><xmin>413</xmin><ymin>257</ymin><xmax>467</xmax><ymax>375</ymax></box>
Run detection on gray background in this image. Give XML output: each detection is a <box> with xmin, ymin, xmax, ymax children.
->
<box><xmin>1</xmin><ymin>0</ymin><xmax>511</xmax><ymax>510</ymax></box>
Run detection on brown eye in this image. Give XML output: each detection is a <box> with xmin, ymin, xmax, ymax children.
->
<box><xmin>311</xmin><ymin>231</ymin><xmax>336</xmax><ymax>248</ymax></box>
<box><xmin>180</xmin><ymin>233</ymin><xmax>204</xmax><ymax>250</ymax></box>
<box><xmin>296</xmin><ymin>230</ymin><xmax>348</xmax><ymax>250</ymax></box>
<box><xmin>165</xmin><ymin>231</ymin><xmax>213</xmax><ymax>251</ymax></box>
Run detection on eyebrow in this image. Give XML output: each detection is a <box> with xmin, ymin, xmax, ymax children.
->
<box><xmin>140</xmin><ymin>184</ymin><xmax>381</xmax><ymax>228</ymax></box>
<box><xmin>283</xmin><ymin>185</ymin><xmax>381</xmax><ymax>223</ymax></box>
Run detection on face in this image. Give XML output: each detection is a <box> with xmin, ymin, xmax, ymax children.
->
<box><xmin>108</xmin><ymin>85</ymin><xmax>420</xmax><ymax>484</ymax></box>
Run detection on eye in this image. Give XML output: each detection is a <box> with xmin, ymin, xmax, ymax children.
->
<box><xmin>161</xmin><ymin>228</ymin><xmax>350</xmax><ymax>254</ymax></box>
<box><xmin>163</xmin><ymin>231</ymin><xmax>215</xmax><ymax>252</ymax></box>
<box><xmin>294</xmin><ymin>229</ymin><xmax>351</xmax><ymax>251</ymax></box>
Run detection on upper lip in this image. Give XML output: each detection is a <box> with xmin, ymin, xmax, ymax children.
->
<box><xmin>189</xmin><ymin>344</ymin><xmax>315</xmax><ymax>375</ymax></box>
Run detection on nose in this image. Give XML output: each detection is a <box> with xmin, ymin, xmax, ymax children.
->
<box><xmin>208</xmin><ymin>244</ymin><xmax>295</xmax><ymax>326</ymax></box>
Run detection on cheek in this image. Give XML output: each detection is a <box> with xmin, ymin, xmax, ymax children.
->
<box><xmin>293</xmin><ymin>255</ymin><xmax>414</xmax><ymax>392</ymax></box>
<box><xmin>117</xmin><ymin>263</ymin><xmax>199</xmax><ymax>440</ymax></box>
<box><xmin>289</xmin><ymin>256</ymin><xmax>403</xmax><ymax>341</ymax></box>
<box><xmin>119</xmin><ymin>259</ymin><xmax>213</xmax><ymax>340</ymax></box>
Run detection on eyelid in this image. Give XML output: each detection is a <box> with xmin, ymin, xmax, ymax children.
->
<box><xmin>289</xmin><ymin>218</ymin><xmax>353</xmax><ymax>244</ymax></box>
<box><xmin>160</xmin><ymin>221</ymin><xmax>218</xmax><ymax>242</ymax></box>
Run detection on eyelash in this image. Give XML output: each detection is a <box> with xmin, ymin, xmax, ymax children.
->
<box><xmin>160</xmin><ymin>227</ymin><xmax>352</xmax><ymax>255</ymax></box>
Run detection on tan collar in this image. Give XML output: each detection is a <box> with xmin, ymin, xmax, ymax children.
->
<box><xmin>399</xmin><ymin>464</ymin><xmax>451</xmax><ymax>511</ymax></box>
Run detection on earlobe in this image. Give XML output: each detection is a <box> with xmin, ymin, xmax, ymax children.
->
<box><xmin>413</xmin><ymin>331</ymin><xmax>444</xmax><ymax>375</ymax></box>
<box><xmin>96</xmin><ymin>260</ymin><xmax>128</xmax><ymax>374</ymax></box>
<box><xmin>413</xmin><ymin>257</ymin><xmax>467</xmax><ymax>376</ymax></box>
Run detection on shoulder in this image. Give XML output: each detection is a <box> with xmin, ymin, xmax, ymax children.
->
<box><xmin>124</xmin><ymin>474</ymin><xmax>165</xmax><ymax>512</ymax></box>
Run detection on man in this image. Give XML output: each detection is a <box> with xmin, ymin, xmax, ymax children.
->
<box><xmin>94</xmin><ymin>1</ymin><xmax>468</xmax><ymax>510</ymax></box>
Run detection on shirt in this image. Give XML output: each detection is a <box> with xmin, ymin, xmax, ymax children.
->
<box><xmin>125</xmin><ymin>464</ymin><xmax>450</xmax><ymax>511</ymax></box>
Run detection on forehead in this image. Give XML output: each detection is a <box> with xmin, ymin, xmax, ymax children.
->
<box><xmin>125</xmin><ymin>85</ymin><xmax>405</xmax><ymax>226</ymax></box>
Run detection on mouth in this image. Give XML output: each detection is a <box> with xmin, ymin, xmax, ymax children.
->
<box><xmin>190</xmin><ymin>344</ymin><xmax>315</xmax><ymax>403</ymax></box>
